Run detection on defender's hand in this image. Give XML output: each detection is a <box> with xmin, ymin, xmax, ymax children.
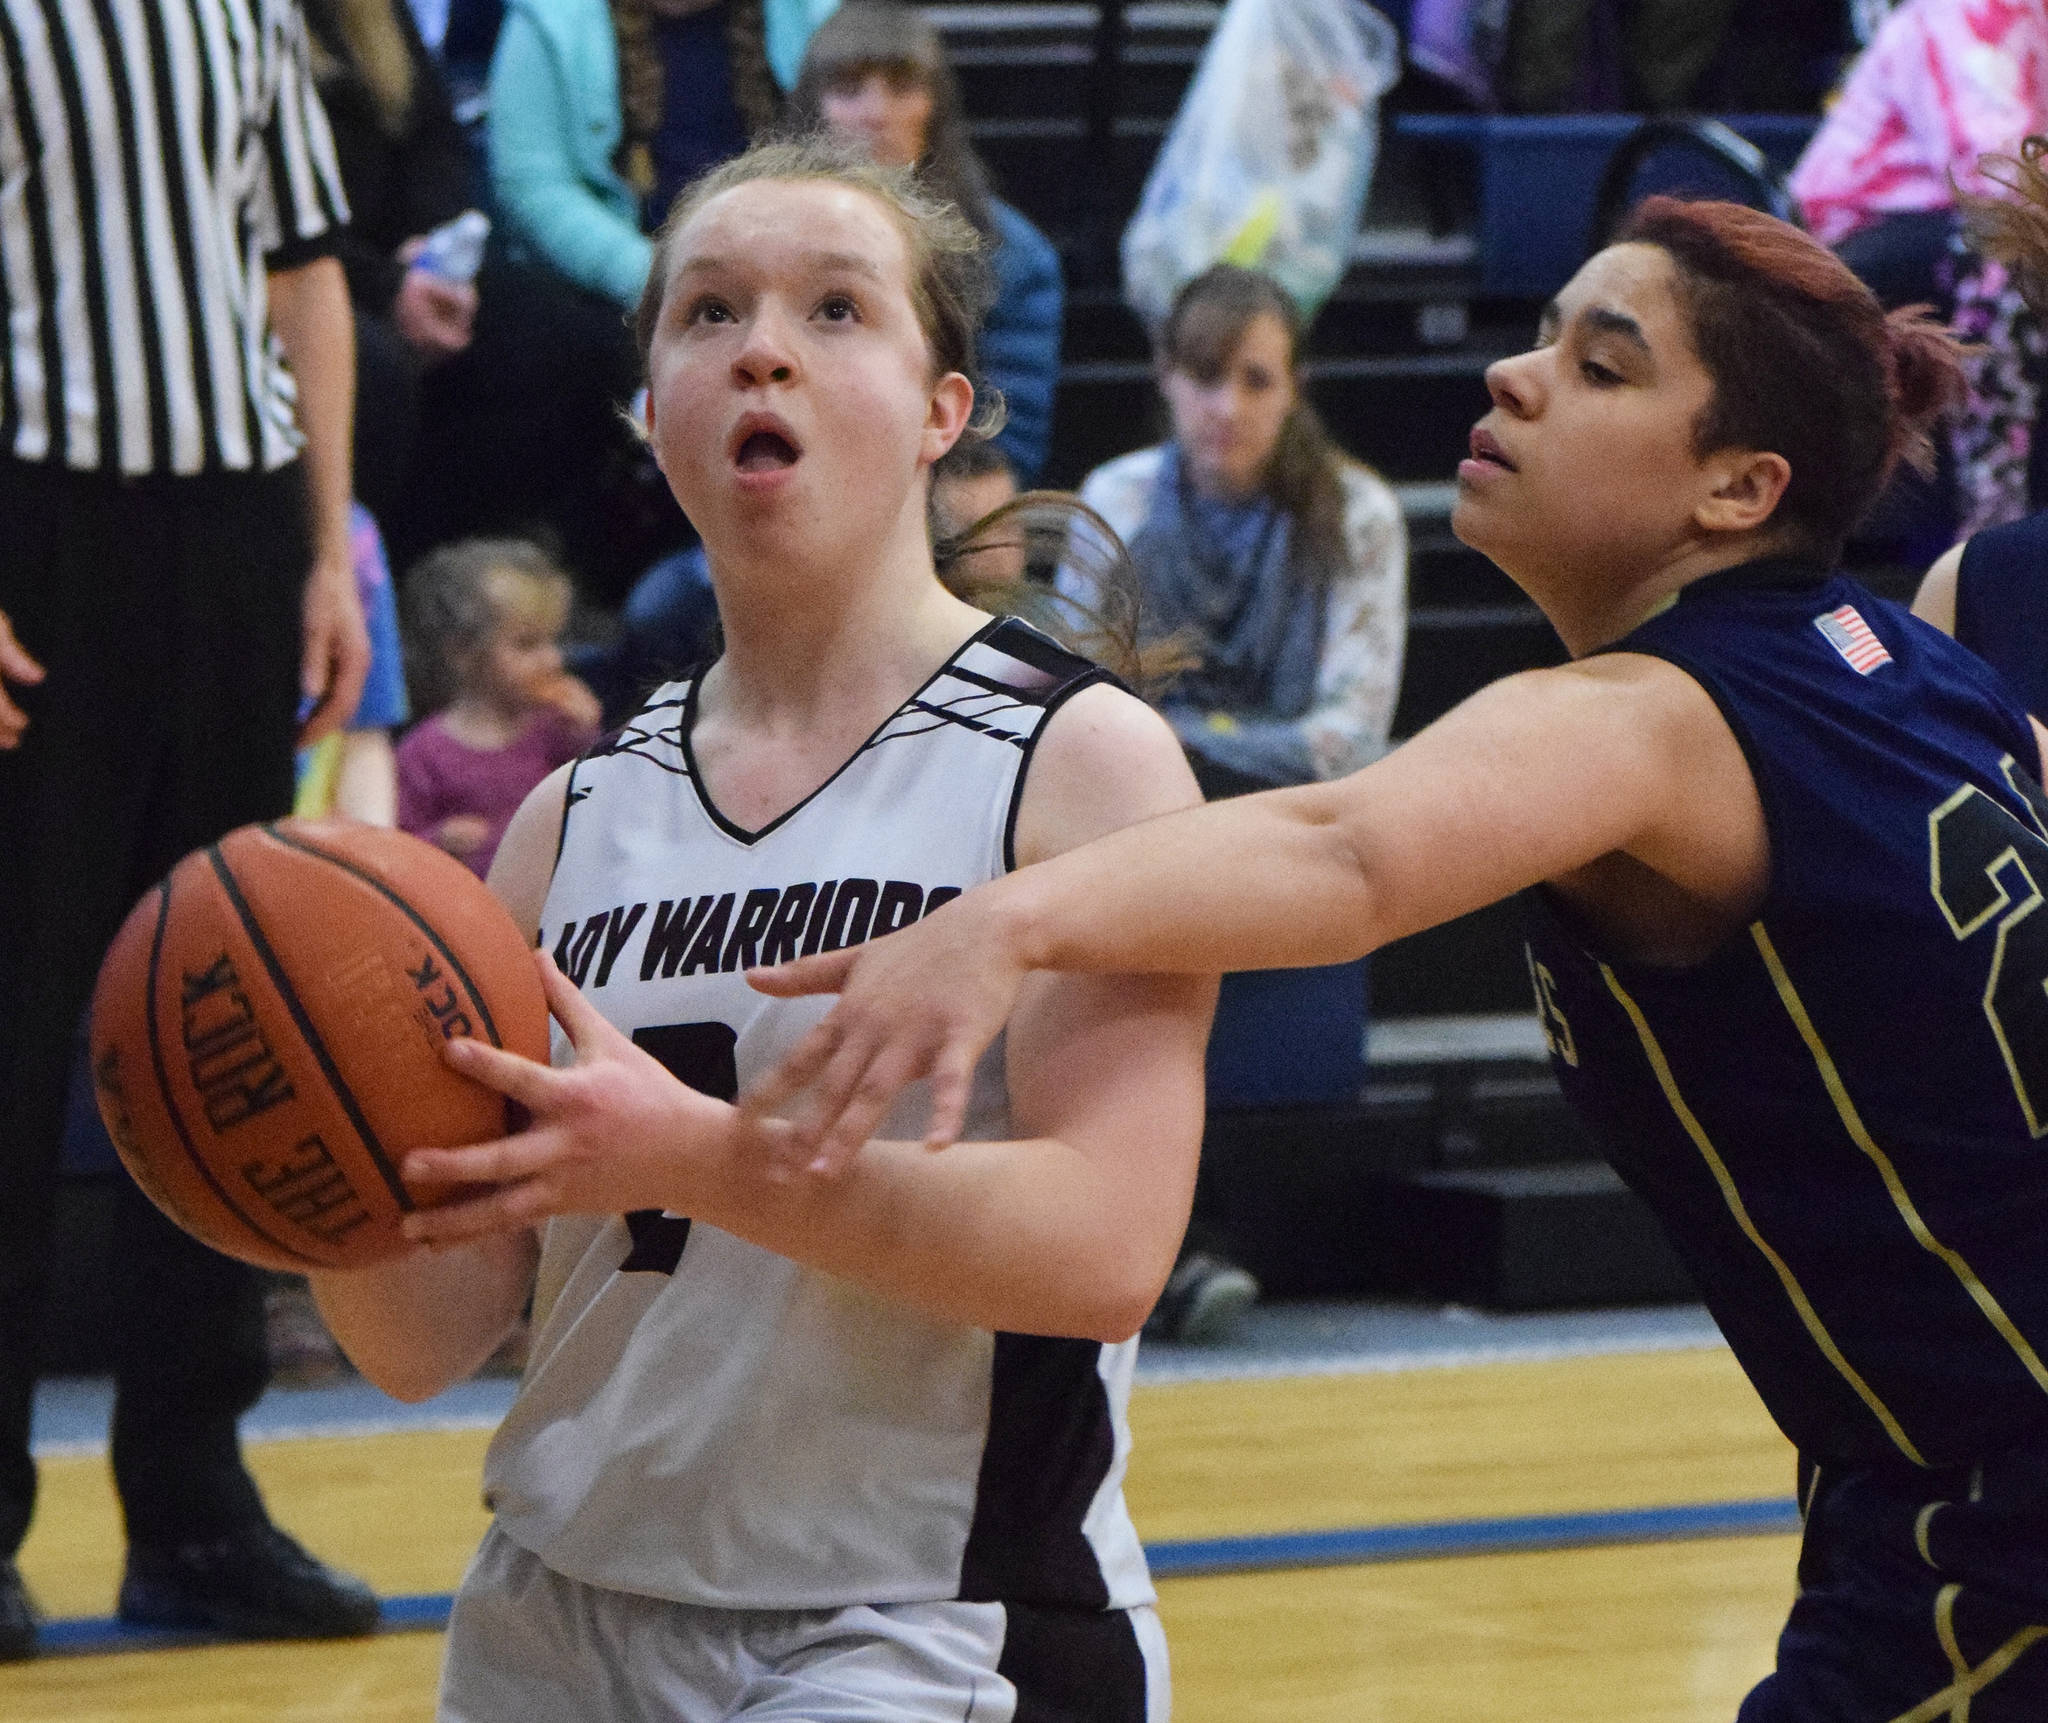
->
<box><xmin>742</xmin><ymin>891</ymin><xmax>1030</xmax><ymax>1174</ymax></box>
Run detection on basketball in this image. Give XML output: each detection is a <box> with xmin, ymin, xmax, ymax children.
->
<box><xmin>87</xmin><ymin>819</ymin><xmax>550</xmax><ymax>1273</ymax></box>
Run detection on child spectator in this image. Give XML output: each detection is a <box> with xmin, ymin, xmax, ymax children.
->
<box><xmin>398</xmin><ymin>539</ymin><xmax>600</xmax><ymax>876</ymax></box>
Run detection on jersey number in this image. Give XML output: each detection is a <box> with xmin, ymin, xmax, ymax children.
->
<box><xmin>1929</xmin><ymin>762</ymin><xmax>2048</xmax><ymax>1137</ymax></box>
<box><xmin>618</xmin><ymin>1021</ymin><xmax>738</xmax><ymax>1273</ymax></box>
<box><xmin>1524</xmin><ymin>946</ymin><xmax>1579</xmax><ymax>1068</ymax></box>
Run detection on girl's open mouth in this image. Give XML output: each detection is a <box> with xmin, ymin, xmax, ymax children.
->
<box><xmin>735</xmin><ymin>430</ymin><xmax>800</xmax><ymax>473</ymax></box>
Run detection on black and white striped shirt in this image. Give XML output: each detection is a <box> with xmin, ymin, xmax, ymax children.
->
<box><xmin>0</xmin><ymin>0</ymin><xmax>349</xmax><ymax>476</ymax></box>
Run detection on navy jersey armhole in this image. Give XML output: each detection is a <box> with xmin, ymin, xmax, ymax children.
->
<box><xmin>1956</xmin><ymin>531</ymin><xmax>1994</xmax><ymax>663</ymax></box>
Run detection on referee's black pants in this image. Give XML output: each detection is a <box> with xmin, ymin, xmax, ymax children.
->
<box><xmin>0</xmin><ymin>456</ymin><xmax>307</xmax><ymax>1557</ymax></box>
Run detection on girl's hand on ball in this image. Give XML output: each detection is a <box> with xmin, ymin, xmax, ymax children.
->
<box><xmin>400</xmin><ymin>950</ymin><xmax>779</xmax><ymax>1242</ymax></box>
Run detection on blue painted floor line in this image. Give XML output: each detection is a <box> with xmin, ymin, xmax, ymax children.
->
<box><xmin>1144</xmin><ymin>1496</ymin><xmax>1802</xmax><ymax>1579</ymax></box>
<box><xmin>28</xmin><ymin>1496</ymin><xmax>1801</xmax><ymax>1659</ymax></box>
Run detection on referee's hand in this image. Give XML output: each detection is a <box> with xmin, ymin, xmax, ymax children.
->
<box><xmin>298</xmin><ymin>553</ymin><xmax>370</xmax><ymax>748</ymax></box>
<box><xmin>0</xmin><ymin>609</ymin><xmax>45</xmax><ymax>749</ymax></box>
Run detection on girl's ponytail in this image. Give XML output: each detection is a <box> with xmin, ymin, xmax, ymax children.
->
<box><xmin>1882</xmin><ymin>306</ymin><xmax>1969</xmax><ymax>477</ymax></box>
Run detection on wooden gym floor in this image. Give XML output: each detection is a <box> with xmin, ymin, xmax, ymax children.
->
<box><xmin>0</xmin><ymin>1345</ymin><xmax>1797</xmax><ymax>1722</ymax></box>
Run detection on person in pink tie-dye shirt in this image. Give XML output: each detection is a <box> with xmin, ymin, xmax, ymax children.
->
<box><xmin>1791</xmin><ymin>1</ymin><xmax>2048</xmax><ymax>536</ymax></box>
<box><xmin>1792</xmin><ymin>0</ymin><xmax>2048</xmax><ymax>247</ymax></box>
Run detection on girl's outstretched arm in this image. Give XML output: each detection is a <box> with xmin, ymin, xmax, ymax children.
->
<box><xmin>747</xmin><ymin>650</ymin><xmax>1771</xmax><ymax>1164</ymax></box>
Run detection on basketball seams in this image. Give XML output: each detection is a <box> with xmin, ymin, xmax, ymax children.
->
<box><xmin>203</xmin><ymin>845</ymin><xmax>417</xmax><ymax>1216</ymax></box>
<box><xmin>257</xmin><ymin>824</ymin><xmax>511</xmax><ymax>1051</ymax></box>
<box><xmin>140</xmin><ymin>878</ymin><xmax>324</xmax><ymax>1268</ymax></box>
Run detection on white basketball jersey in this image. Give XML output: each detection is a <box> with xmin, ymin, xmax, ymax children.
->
<box><xmin>482</xmin><ymin>618</ymin><xmax>1156</xmax><ymax>1615</ymax></box>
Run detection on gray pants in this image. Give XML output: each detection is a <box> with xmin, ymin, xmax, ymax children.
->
<box><xmin>440</xmin><ymin>1527</ymin><xmax>1172</xmax><ymax>1722</ymax></box>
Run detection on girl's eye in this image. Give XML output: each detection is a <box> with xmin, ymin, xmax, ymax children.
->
<box><xmin>685</xmin><ymin>297</ymin><xmax>734</xmax><ymax>325</ymax></box>
<box><xmin>817</xmin><ymin>294</ymin><xmax>859</xmax><ymax>322</ymax></box>
<box><xmin>1581</xmin><ymin>359</ymin><xmax>1621</xmax><ymax>386</ymax></box>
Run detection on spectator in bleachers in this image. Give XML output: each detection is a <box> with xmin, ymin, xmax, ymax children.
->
<box><xmin>295</xmin><ymin>504</ymin><xmax>413</xmax><ymax>828</ymax></box>
<box><xmin>1789</xmin><ymin>0</ymin><xmax>2046</xmax><ymax>273</ymax></box>
<box><xmin>1497</xmin><ymin>0</ymin><xmax>1740</xmax><ymax>114</ymax></box>
<box><xmin>791</xmin><ymin>1</ymin><xmax>1063</xmax><ymax>484</ymax></box>
<box><xmin>1064</xmin><ymin>265</ymin><xmax>1405</xmax><ymax>1344</ymax></box>
<box><xmin>1790</xmin><ymin>0</ymin><xmax>2048</xmax><ymax>534</ymax></box>
<box><xmin>488</xmin><ymin>0</ymin><xmax>835</xmax><ymax>310</ymax></box>
<box><xmin>1915</xmin><ymin>136</ymin><xmax>2048</xmax><ymax>706</ymax></box>
<box><xmin>1067</xmin><ymin>265</ymin><xmax>1407</xmax><ymax>802</ymax></box>
<box><xmin>932</xmin><ymin>438</ymin><xmax>1025</xmax><ymax>586</ymax></box>
<box><xmin>304</xmin><ymin>0</ymin><xmax>480</xmax><ymax>527</ymax></box>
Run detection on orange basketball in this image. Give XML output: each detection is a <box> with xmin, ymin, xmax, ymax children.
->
<box><xmin>87</xmin><ymin>819</ymin><xmax>549</xmax><ymax>1272</ymax></box>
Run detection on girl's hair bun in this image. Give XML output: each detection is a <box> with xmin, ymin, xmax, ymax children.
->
<box><xmin>1883</xmin><ymin>306</ymin><xmax>1969</xmax><ymax>477</ymax></box>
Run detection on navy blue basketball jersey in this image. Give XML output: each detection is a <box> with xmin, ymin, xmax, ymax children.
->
<box><xmin>1957</xmin><ymin>507</ymin><xmax>2048</xmax><ymax>718</ymax></box>
<box><xmin>1522</xmin><ymin>559</ymin><xmax>2048</xmax><ymax>1470</ymax></box>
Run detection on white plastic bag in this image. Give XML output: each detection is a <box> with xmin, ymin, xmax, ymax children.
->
<box><xmin>1122</xmin><ymin>0</ymin><xmax>1401</xmax><ymax>330</ymax></box>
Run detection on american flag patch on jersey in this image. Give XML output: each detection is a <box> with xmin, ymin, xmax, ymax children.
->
<box><xmin>1813</xmin><ymin>604</ymin><xmax>1893</xmax><ymax>674</ymax></box>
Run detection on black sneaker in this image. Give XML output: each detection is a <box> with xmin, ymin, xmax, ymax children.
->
<box><xmin>1143</xmin><ymin>1251</ymin><xmax>1260</xmax><ymax>1344</ymax></box>
<box><xmin>0</xmin><ymin>1558</ymin><xmax>37</xmax><ymax>1661</ymax></box>
<box><xmin>118</xmin><ymin>1524</ymin><xmax>380</xmax><ymax>1640</ymax></box>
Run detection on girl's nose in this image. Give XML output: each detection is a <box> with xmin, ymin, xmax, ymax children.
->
<box><xmin>1484</xmin><ymin>350</ymin><xmax>1540</xmax><ymax>418</ymax></box>
<box><xmin>733</xmin><ymin>310</ymin><xmax>798</xmax><ymax>387</ymax></box>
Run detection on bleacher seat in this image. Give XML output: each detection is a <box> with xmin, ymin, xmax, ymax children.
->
<box><xmin>1206</xmin><ymin>961</ymin><xmax>1371</xmax><ymax>1109</ymax></box>
<box><xmin>1394</xmin><ymin>111</ymin><xmax>1817</xmax><ymax>300</ymax></box>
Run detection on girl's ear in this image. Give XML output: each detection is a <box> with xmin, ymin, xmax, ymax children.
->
<box><xmin>641</xmin><ymin>387</ymin><xmax>665</xmax><ymax>478</ymax></box>
<box><xmin>1695</xmin><ymin>448</ymin><xmax>1792</xmax><ymax>536</ymax></box>
<box><xmin>921</xmin><ymin>370</ymin><xmax>976</xmax><ymax>465</ymax></box>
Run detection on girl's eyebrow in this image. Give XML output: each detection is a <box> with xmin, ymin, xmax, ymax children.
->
<box><xmin>1581</xmin><ymin>305</ymin><xmax>1652</xmax><ymax>353</ymax></box>
<box><xmin>674</xmin><ymin>251</ymin><xmax>886</xmax><ymax>283</ymax></box>
<box><xmin>1536</xmin><ymin>301</ymin><xmax>1650</xmax><ymax>356</ymax></box>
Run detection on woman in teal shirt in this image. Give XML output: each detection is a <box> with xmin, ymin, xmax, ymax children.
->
<box><xmin>487</xmin><ymin>0</ymin><xmax>839</xmax><ymax>309</ymax></box>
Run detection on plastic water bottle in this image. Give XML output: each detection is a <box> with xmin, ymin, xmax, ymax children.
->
<box><xmin>414</xmin><ymin>210</ymin><xmax>490</xmax><ymax>284</ymax></box>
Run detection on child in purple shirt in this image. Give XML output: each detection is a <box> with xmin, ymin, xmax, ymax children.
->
<box><xmin>397</xmin><ymin>538</ymin><xmax>600</xmax><ymax>877</ymax></box>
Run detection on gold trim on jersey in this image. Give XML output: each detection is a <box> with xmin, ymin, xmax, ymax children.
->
<box><xmin>1886</xmin><ymin>1584</ymin><xmax>2048</xmax><ymax>1723</ymax></box>
<box><xmin>1598</xmin><ymin>961</ymin><xmax>1927</xmax><ymax>1467</ymax></box>
<box><xmin>1752</xmin><ymin>923</ymin><xmax>2048</xmax><ymax>1407</ymax></box>
<box><xmin>1915</xmin><ymin>1501</ymin><xmax>1944</xmax><ymax>1570</ymax></box>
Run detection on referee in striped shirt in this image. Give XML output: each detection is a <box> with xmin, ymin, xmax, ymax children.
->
<box><xmin>0</xmin><ymin>0</ymin><xmax>377</xmax><ymax>1655</ymax></box>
